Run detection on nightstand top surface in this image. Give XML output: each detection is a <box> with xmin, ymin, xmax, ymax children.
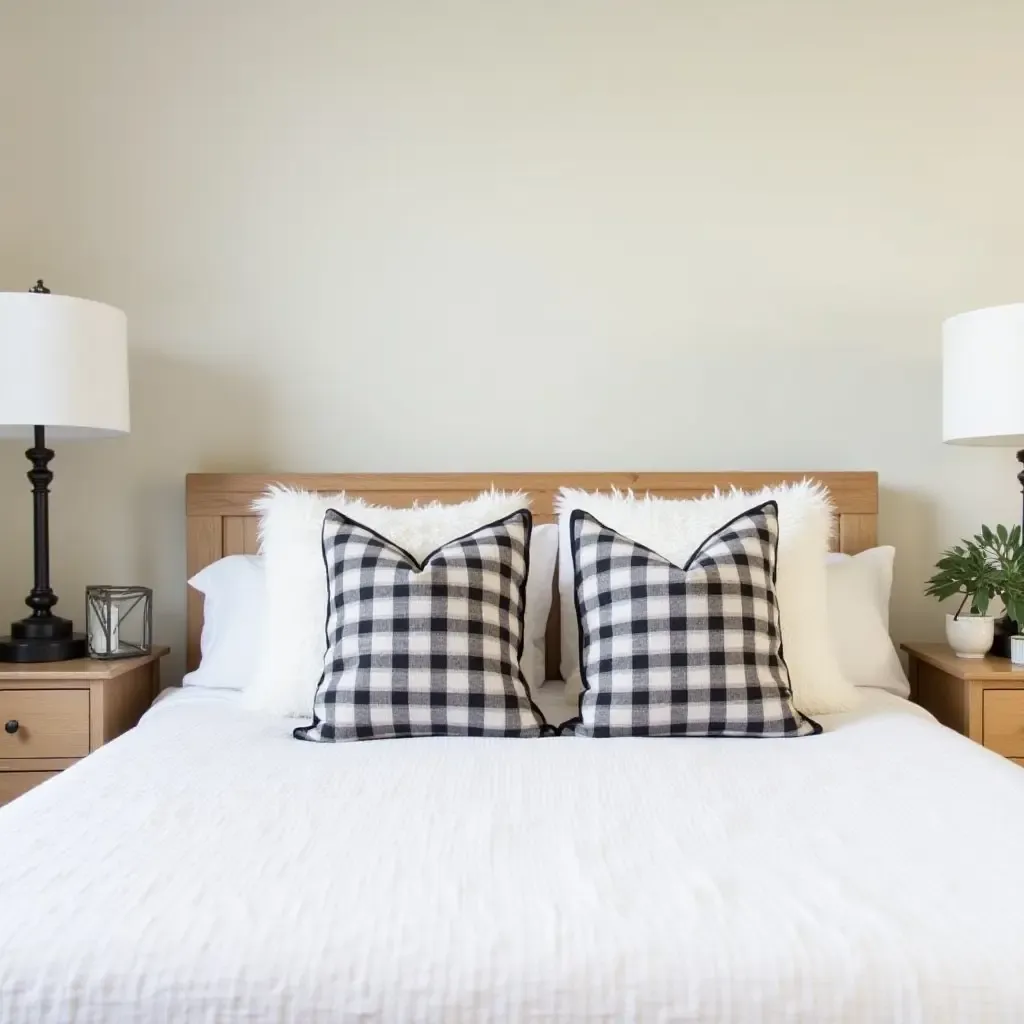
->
<box><xmin>0</xmin><ymin>646</ymin><xmax>169</xmax><ymax>680</ymax></box>
<box><xmin>901</xmin><ymin>641</ymin><xmax>1024</xmax><ymax>680</ymax></box>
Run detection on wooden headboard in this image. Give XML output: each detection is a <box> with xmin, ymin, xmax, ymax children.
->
<box><xmin>185</xmin><ymin>471</ymin><xmax>878</xmax><ymax>674</ymax></box>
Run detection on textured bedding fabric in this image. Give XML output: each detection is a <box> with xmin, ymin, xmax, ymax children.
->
<box><xmin>3</xmin><ymin>689</ymin><xmax>1024</xmax><ymax>1022</ymax></box>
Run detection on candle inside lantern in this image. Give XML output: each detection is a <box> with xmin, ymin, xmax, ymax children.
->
<box><xmin>90</xmin><ymin>604</ymin><xmax>119</xmax><ymax>655</ymax></box>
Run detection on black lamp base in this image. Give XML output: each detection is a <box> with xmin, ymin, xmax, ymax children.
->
<box><xmin>0</xmin><ymin>614</ymin><xmax>86</xmax><ymax>663</ymax></box>
<box><xmin>0</xmin><ymin>635</ymin><xmax>87</xmax><ymax>663</ymax></box>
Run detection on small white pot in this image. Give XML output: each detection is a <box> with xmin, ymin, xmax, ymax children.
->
<box><xmin>945</xmin><ymin>613</ymin><xmax>995</xmax><ymax>659</ymax></box>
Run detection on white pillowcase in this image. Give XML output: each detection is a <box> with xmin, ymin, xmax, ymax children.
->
<box><xmin>826</xmin><ymin>546</ymin><xmax>909</xmax><ymax>698</ymax></box>
<box><xmin>556</xmin><ymin>482</ymin><xmax>862</xmax><ymax>716</ymax></box>
<box><xmin>182</xmin><ymin>554</ymin><xmax>265</xmax><ymax>691</ymax></box>
<box><xmin>247</xmin><ymin>488</ymin><xmax>549</xmax><ymax>717</ymax></box>
<box><xmin>183</xmin><ymin>526</ymin><xmax>556</xmax><ymax>701</ymax></box>
<box><xmin>522</xmin><ymin>524</ymin><xmax>558</xmax><ymax>690</ymax></box>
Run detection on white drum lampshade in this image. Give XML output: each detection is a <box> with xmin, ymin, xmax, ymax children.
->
<box><xmin>943</xmin><ymin>304</ymin><xmax>1024</xmax><ymax>446</ymax></box>
<box><xmin>0</xmin><ymin>288</ymin><xmax>129</xmax><ymax>439</ymax></box>
<box><xmin>943</xmin><ymin>301</ymin><xmax>1024</xmax><ymax>658</ymax></box>
<box><xmin>0</xmin><ymin>281</ymin><xmax>129</xmax><ymax>663</ymax></box>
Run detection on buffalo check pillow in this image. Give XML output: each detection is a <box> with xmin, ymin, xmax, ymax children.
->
<box><xmin>295</xmin><ymin>507</ymin><xmax>550</xmax><ymax>742</ymax></box>
<box><xmin>562</xmin><ymin>500</ymin><xmax>820</xmax><ymax>737</ymax></box>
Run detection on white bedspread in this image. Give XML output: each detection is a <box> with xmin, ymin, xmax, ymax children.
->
<box><xmin>2</xmin><ymin>686</ymin><xmax>1024</xmax><ymax>1023</ymax></box>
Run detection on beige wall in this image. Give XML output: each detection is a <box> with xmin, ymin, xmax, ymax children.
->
<box><xmin>1</xmin><ymin>0</ymin><xmax>1022</xmax><ymax>683</ymax></box>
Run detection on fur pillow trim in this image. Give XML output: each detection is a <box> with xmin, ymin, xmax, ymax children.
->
<box><xmin>555</xmin><ymin>480</ymin><xmax>861</xmax><ymax>717</ymax></box>
<box><xmin>246</xmin><ymin>487</ymin><xmax>532</xmax><ymax>718</ymax></box>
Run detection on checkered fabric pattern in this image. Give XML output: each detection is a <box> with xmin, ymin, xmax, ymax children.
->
<box><xmin>564</xmin><ymin>501</ymin><xmax>820</xmax><ymax>738</ymax></box>
<box><xmin>295</xmin><ymin>508</ymin><xmax>550</xmax><ymax>742</ymax></box>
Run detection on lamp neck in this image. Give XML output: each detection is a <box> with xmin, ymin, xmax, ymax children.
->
<box><xmin>25</xmin><ymin>425</ymin><xmax>56</xmax><ymax>617</ymax></box>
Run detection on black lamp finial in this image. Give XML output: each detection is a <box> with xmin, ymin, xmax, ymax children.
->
<box><xmin>29</xmin><ymin>279</ymin><xmax>50</xmax><ymax>294</ymax></box>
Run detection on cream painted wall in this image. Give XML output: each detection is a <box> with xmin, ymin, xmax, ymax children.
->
<box><xmin>1</xmin><ymin>0</ymin><xmax>1022</xmax><ymax>683</ymax></box>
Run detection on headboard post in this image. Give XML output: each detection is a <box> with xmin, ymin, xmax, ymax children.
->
<box><xmin>185</xmin><ymin>471</ymin><xmax>878</xmax><ymax>674</ymax></box>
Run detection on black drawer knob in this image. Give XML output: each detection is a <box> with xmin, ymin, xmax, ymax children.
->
<box><xmin>4</xmin><ymin>720</ymin><xmax>19</xmax><ymax>735</ymax></box>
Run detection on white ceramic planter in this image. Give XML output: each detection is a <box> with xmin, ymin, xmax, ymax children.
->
<box><xmin>945</xmin><ymin>613</ymin><xmax>995</xmax><ymax>659</ymax></box>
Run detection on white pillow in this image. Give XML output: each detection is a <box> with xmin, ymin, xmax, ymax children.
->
<box><xmin>182</xmin><ymin>554</ymin><xmax>265</xmax><ymax>691</ymax></box>
<box><xmin>247</xmin><ymin>488</ymin><xmax>537</xmax><ymax>717</ymax></box>
<box><xmin>556</xmin><ymin>481</ymin><xmax>861</xmax><ymax>716</ymax></box>
<box><xmin>522</xmin><ymin>523</ymin><xmax>557</xmax><ymax>691</ymax></box>
<box><xmin>826</xmin><ymin>546</ymin><xmax>909</xmax><ymax>698</ymax></box>
<box><xmin>827</xmin><ymin>546</ymin><xmax>893</xmax><ymax>629</ymax></box>
<box><xmin>182</xmin><ymin>525</ymin><xmax>555</xmax><ymax>703</ymax></box>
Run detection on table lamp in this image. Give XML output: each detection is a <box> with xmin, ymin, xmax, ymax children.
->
<box><xmin>0</xmin><ymin>281</ymin><xmax>129</xmax><ymax>662</ymax></box>
<box><xmin>943</xmin><ymin>301</ymin><xmax>1024</xmax><ymax>655</ymax></box>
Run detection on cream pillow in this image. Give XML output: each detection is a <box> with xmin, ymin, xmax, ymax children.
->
<box><xmin>555</xmin><ymin>481</ymin><xmax>861</xmax><ymax>716</ymax></box>
<box><xmin>826</xmin><ymin>547</ymin><xmax>909</xmax><ymax>698</ymax></box>
<box><xmin>247</xmin><ymin>487</ymin><xmax>533</xmax><ymax>717</ymax></box>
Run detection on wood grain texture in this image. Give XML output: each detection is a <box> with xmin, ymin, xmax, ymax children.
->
<box><xmin>906</xmin><ymin>656</ymin><xmax>919</xmax><ymax>703</ymax></box>
<box><xmin>89</xmin><ymin>665</ymin><xmax>158</xmax><ymax>751</ymax></box>
<box><xmin>0</xmin><ymin>689</ymin><xmax>90</xmax><ymax>759</ymax></box>
<box><xmin>187</xmin><ymin>515</ymin><xmax>223</xmax><ymax>672</ymax></box>
<box><xmin>187</xmin><ymin>471</ymin><xmax>879</xmax><ymax>673</ymax></box>
<box><xmin>0</xmin><ymin>651</ymin><xmax>168</xmax><ymax>806</ymax></box>
<box><xmin>838</xmin><ymin>513</ymin><xmax>876</xmax><ymax>557</ymax></box>
<box><xmin>223</xmin><ymin>516</ymin><xmax>246</xmax><ymax>557</ymax></box>
<box><xmin>967</xmin><ymin>682</ymin><xmax>986</xmax><ymax>745</ymax></box>
<box><xmin>982</xmin><ymin>690</ymin><xmax>1024</xmax><ymax>757</ymax></box>
<box><xmin>223</xmin><ymin>516</ymin><xmax>260</xmax><ymax>556</ymax></box>
<box><xmin>0</xmin><ymin>771</ymin><xmax>58</xmax><ymax>806</ymax></box>
<box><xmin>900</xmin><ymin>643</ymin><xmax>1024</xmax><ymax>682</ymax></box>
<box><xmin>913</xmin><ymin>663</ymin><xmax>968</xmax><ymax>735</ymax></box>
<box><xmin>188</xmin><ymin>471</ymin><xmax>878</xmax><ymax>518</ymax></box>
<box><xmin>243</xmin><ymin>517</ymin><xmax>259</xmax><ymax>553</ymax></box>
<box><xmin>904</xmin><ymin>645</ymin><xmax>1024</xmax><ymax>760</ymax></box>
<box><xmin>0</xmin><ymin>649</ymin><xmax>170</xmax><ymax>683</ymax></box>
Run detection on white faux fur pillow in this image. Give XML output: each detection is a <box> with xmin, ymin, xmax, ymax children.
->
<box><xmin>247</xmin><ymin>487</ymin><xmax>533</xmax><ymax>717</ymax></box>
<box><xmin>555</xmin><ymin>481</ymin><xmax>861</xmax><ymax>716</ymax></box>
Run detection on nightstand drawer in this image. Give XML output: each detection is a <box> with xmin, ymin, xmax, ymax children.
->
<box><xmin>0</xmin><ymin>770</ymin><xmax>59</xmax><ymax>805</ymax></box>
<box><xmin>983</xmin><ymin>690</ymin><xmax>1024</xmax><ymax>757</ymax></box>
<box><xmin>0</xmin><ymin>689</ymin><xmax>90</xmax><ymax>759</ymax></box>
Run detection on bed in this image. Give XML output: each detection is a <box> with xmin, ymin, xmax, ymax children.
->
<box><xmin>2</xmin><ymin>471</ymin><xmax>1024</xmax><ymax>1023</ymax></box>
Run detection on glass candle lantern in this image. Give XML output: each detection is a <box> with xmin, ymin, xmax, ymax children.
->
<box><xmin>86</xmin><ymin>586</ymin><xmax>152</xmax><ymax>659</ymax></box>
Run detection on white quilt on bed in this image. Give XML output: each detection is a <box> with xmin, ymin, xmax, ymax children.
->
<box><xmin>2</xmin><ymin>687</ymin><xmax>1024</xmax><ymax>1023</ymax></box>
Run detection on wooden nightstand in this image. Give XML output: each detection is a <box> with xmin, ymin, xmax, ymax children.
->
<box><xmin>902</xmin><ymin>642</ymin><xmax>1024</xmax><ymax>766</ymax></box>
<box><xmin>0</xmin><ymin>647</ymin><xmax>169</xmax><ymax>806</ymax></box>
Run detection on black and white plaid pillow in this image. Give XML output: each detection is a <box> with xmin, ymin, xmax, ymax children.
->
<box><xmin>295</xmin><ymin>508</ymin><xmax>550</xmax><ymax>742</ymax></box>
<box><xmin>563</xmin><ymin>501</ymin><xmax>820</xmax><ymax>738</ymax></box>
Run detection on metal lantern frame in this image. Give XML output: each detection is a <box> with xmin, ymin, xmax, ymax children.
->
<box><xmin>86</xmin><ymin>585</ymin><xmax>153</xmax><ymax>660</ymax></box>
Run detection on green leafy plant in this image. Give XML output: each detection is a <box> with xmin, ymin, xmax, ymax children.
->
<box><xmin>925</xmin><ymin>524</ymin><xmax>1024</xmax><ymax>625</ymax></box>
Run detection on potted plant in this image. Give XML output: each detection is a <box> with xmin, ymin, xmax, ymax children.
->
<box><xmin>925</xmin><ymin>525</ymin><xmax>1024</xmax><ymax>658</ymax></box>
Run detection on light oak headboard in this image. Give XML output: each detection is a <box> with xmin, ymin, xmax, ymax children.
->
<box><xmin>185</xmin><ymin>471</ymin><xmax>878</xmax><ymax>674</ymax></box>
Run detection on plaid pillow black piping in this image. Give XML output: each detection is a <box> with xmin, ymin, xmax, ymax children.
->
<box><xmin>561</xmin><ymin>501</ymin><xmax>820</xmax><ymax>738</ymax></box>
<box><xmin>294</xmin><ymin>508</ymin><xmax>551</xmax><ymax>742</ymax></box>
